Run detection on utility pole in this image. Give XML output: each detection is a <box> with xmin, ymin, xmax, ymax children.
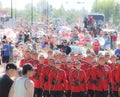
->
<box><xmin>11</xmin><ymin>0</ymin><xmax>13</xmax><ymax>18</ymax></box>
<box><xmin>10</xmin><ymin>0</ymin><xmax>13</xmax><ymax>28</ymax></box>
<box><xmin>47</xmin><ymin>2</ymin><xmax>49</xmax><ymax>26</ymax></box>
<box><xmin>96</xmin><ymin>0</ymin><xmax>98</xmax><ymax>12</ymax></box>
<box><xmin>31</xmin><ymin>0</ymin><xmax>33</xmax><ymax>25</ymax></box>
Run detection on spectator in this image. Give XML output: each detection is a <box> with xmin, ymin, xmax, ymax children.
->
<box><xmin>60</xmin><ymin>40</ymin><xmax>71</xmax><ymax>55</ymax></box>
<box><xmin>0</xmin><ymin>63</ymin><xmax>17</xmax><ymax>97</ymax></box>
<box><xmin>9</xmin><ymin>41</ymin><xmax>14</xmax><ymax>62</ymax></box>
<box><xmin>3</xmin><ymin>35</ymin><xmax>7</xmax><ymax>40</ymax></box>
<box><xmin>9</xmin><ymin>64</ymin><xmax>34</xmax><ymax>97</ymax></box>
<box><xmin>112</xmin><ymin>32</ymin><xmax>117</xmax><ymax>50</ymax></box>
<box><xmin>24</xmin><ymin>31</ymin><xmax>30</xmax><ymax>43</ymax></box>
<box><xmin>92</xmin><ymin>39</ymin><xmax>100</xmax><ymax>55</ymax></box>
<box><xmin>1</xmin><ymin>40</ymin><xmax>11</xmax><ymax>64</ymax></box>
<box><xmin>84</xmin><ymin>31</ymin><xmax>92</xmax><ymax>46</ymax></box>
<box><xmin>83</xmin><ymin>16</ymin><xmax>88</xmax><ymax>28</ymax></box>
<box><xmin>17</xmin><ymin>31</ymin><xmax>24</xmax><ymax>44</ymax></box>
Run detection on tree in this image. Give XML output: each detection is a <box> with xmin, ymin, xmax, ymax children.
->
<box><xmin>112</xmin><ymin>3</ymin><xmax>120</xmax><ymax>24</ymax></box>
<box><xmin>36</xmin><ymin>0</ymin><xmax>53</xmax><ymax>18</ymax></box>
<box><xmin>0</xmin><ymin>1</ymin><xmax>2</xmax><ymax>9</ymax></box>
<box><xmin>53</xmin><ymin>5</ymin><xmax>66</xmax><ymax>18</ymax></box>
<box><xmin>52</xmin><ymin>5</ymin><xmax>88</xmax><ymax>24</ymax></box>
<box><xmin>92</xmin><ymin>0</ymin><xmax>115</xmax><ymax>21</ymax></box>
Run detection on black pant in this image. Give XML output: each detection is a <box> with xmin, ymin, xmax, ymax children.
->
<box><xmin>34</xmin><ymin>88</ymin><xmax>43</xmax><ymax>97</ymax></box>
<box><xmin>2</xmin><ymin>56</ymin><xmax>9</xmax><ymax>63</ymax></box>
<box><xmin>109</xmin><ymin>89</ymin><xmax>114</xmax><ymax>97</ymax></box>
<box><xmin>72</xmin><ymin>92</ymin><xmax>86</xmax><ymax>97</ymax></box>
<box><xmin>95</xmin><ymin>91</ymin><xmax>108</xmax><ymax>97</ymax></box>
<box><xmin>65</xmin><ymin>90</ymin><xmax>71</xmax><ymax>97</ymax></box>
<box><xmin>94</xmin><ymin>51</ymin><xmax>99</xmax><ymax>55</ymax></box>
<box><xmin>43</xmin><ymin>90</ymin><xmax>50</xmax><ymax>97</ymax></box>
<box><xmin>51</xmin><ymin>91</ymin><xmax>64</xmax><ymax>97</ymax></box>
<box><xmin>113</xmin><ymin>91</ymin><xmax>120</xmax><ymax>97</ymax></box>
<box><xmin>87</xmin><ymin>90</ymin><xmax>95</xmax><ymax>97</ymax></box>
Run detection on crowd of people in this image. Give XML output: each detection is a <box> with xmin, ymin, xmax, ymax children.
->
<box><xmin>0</xmin><ymin>16</ymin><xmax>119</xmax><ymax>97</ymax></box>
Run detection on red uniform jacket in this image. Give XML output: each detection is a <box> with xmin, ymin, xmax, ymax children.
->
<box><xmin>93</xmin><ymin>65</ymin><xmax>112</xmax><ymax>91</ymax></box>
<box><xmin>65</xmin><ymin>67</ymin><xmax>73</xmax><ymax>91</ymax></box>
<box><xmin>111</xmin><ymin>66</ymin><xmax>118</xmax><ymax>91</ymax></box>
<box><xmin>40</xmin><ymin>65</ymin><xmax>52</xmax><ymax>90</ymax></box>
<box><xmin>81</xmin><ymin>61</ymin><xmax>91</xmax><ymax>72</ymax></box>
<box><xmin>87</xmin><ymin>65</ymin><xmax>96</xmax><ymax>90</ymax></box>
<box><xmin>92</xmin><ymin>41</ymin><xmax>100</xmax><ymax>51</ymax></box>
<box><xmin>19</xmin><ymin>59</ymin><xmax>26</xmax><ymax>67</ymax></box>
<box><xmin>44</xmin><ymin>59</ymin><xmax>48</xmax><ymax>64</ymax></box>
<box><xmin>60</xmin><ymin>63</ymin><xmax>67</xmax><ymax>70</ymax></box>
<box><xmin>32</xmin><ymin>64</ymin><xmax>43</xmax><ymax>88</ymax></box>
<box><xmin>49</xmin><ymin>68</ymin><xmax>67</xmax><ymax>91</ymax></box>
<box><xmin>69</xmin><ymin>68</ymin><xmax>87</xmax><ymax>92</ymax></box>
<box><xmin>106</xmin><ymin>62</ymin><xmax>115</xmax><ymax>71</ymax></box>
<box><xmin>32</xmin><ymin>60</ymin><xmax>40</xmax><ymax>68</ymax></box>
<box><xmin>116</xmin><ymin>64</ymin><xmax>120</xmax><ymax>86</ymax></box>
<box><xmin>20</xmin><ymin>58</ymin><xmax>34</xmax><ymax>67</ymax></box>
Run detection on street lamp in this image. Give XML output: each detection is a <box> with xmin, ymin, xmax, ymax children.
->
<box><xmin>46</xmin><ymin>2</ymin><xmax>49</xmax><ymax>25</ymax></box>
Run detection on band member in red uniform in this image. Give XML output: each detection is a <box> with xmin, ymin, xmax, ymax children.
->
<box><xmin>104</xmin><ymin>52</ymin><xmax>111</xmax><ymax>64</ymax></box>
<box><xmin>93</xmin><ymin>56</ymin><xmax>112</xmax><ymax>97</ymax></box>
<box><xmin>31</xmin><ymin>51</ymin><xmax>41</xmax><ymax>97</ymax></box>
<box><xmin>23</xmin><ymin>50</ymin><xmax>35</xmax><ymax>66</ymax></box>
<box><xmin>49</xmin><ymin>60</ymin><xmax>67</xmax><ymax>97</ymax></box>
<box><xmin>80</xmin><ymin>54</ymin><xmax>92</xmax><ymax>72</ymax></box>
<box><xmin>44</xmin><ymin>50</ymin><xmax>53</xmax><ymax>64</ymax></box>
<box><xmin>33</xmin><ymin>54</ymin><xmax>45</xmax><ymax>97</ymax></box>
<box><xmin>109</xmin><ymin>55</ymin><xmax>117</xmax><ymax>70</ymax></box>
<box><xmin>40</xmin><ymin>56</ymin><xmax>55</xmax><ymax>97</ymax></box>
<box><xmin>111</xmin><ymin>60</ymin><xmax>120</xmax><ymax>97</ymax></box>
<box><xmin>116</xmin><ymin>60</ymin><xmax>120</xmax><ymax>96</ymax></box>
<box><xmin>86</xmin><ymin>59</ymin><xmax>98</xmax><ymax>97</ymax></box>
<box><xmin>70</xmin><ymin>52</ymin><xmax>76</xmax><ymax>61</ymax></box>
<box><xmin>54</xmin><ymin>52</ymin><xmax>61</xmax><ymax>61</ymax></box>
<box><xmin>19</xmin><ymin>49</ymin><xmax>31</xmax><ymax>67</ymax></box>
<box><xmin>60</xmin><ymin>53</ymin><xmax>67</xmax><ymax>70</ymax></box>
<box><xmin>69</xmin><ymin>61</ymin><xmax>87</xmax><ymax>97</ymax></box>
<box><xmin>31</xmin><ymin>51</ymin><xmax>39</xmax><ymax>68</ymax></box>
<box><xmin>65</xmin><ymin>59</ymin><xmax>74</xmax><ymax>97</ymax></box>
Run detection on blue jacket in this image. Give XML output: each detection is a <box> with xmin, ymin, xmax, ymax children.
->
<box><xmin>115</xmin><ymin>49</ymin><xmax>120</xmax><ymax>60</ymax></box>
<box><xmin>2</xmin><ymin>44</ymin><xmax>11</xmax><ymax>56</ymax></box>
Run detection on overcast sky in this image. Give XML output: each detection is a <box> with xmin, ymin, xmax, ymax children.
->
<box><xmin>0</xmin><ymin>0</ymin><xmax>95</xmax><ymax>12</ymax></box>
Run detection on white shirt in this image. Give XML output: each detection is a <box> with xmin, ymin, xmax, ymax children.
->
<box><xmin>14</xmin><ymin>77</ymin><xmax>29</xmax><ymax>97</ymax></box>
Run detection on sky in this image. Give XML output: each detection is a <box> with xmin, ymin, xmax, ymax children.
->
<box><xmin>0</xmin><ymin>0</ymin><xmax>95</xmax><ymax>12</ymax></box>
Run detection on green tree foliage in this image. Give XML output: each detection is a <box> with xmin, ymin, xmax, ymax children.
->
<box><xmin>0</xmin><ymin>0</ymin><xmax>88</xmax><ymax>24</ymax></box>
<box><xmin>36</xmin><ymin>0</ymin><xmax>53</xmax><ymax>18</ymax></box>
<box><xmin>92</xmin><ymin>0</ymin><xmax>120</xmax><ymax>24</ymax></box>
<box><xmin>53</xmin><ymin>5</ymin><xmax>88</xmax><ymax>24</ymax></box>
<box><xmin>112</xmin><ymin>3</ymin><xmax>120</xmax><ymax>24</ymax></box>
<box><xmin>0</xmin><ymin>1</ymin><xmax>2</xmax><ymax>9</ymax></box>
